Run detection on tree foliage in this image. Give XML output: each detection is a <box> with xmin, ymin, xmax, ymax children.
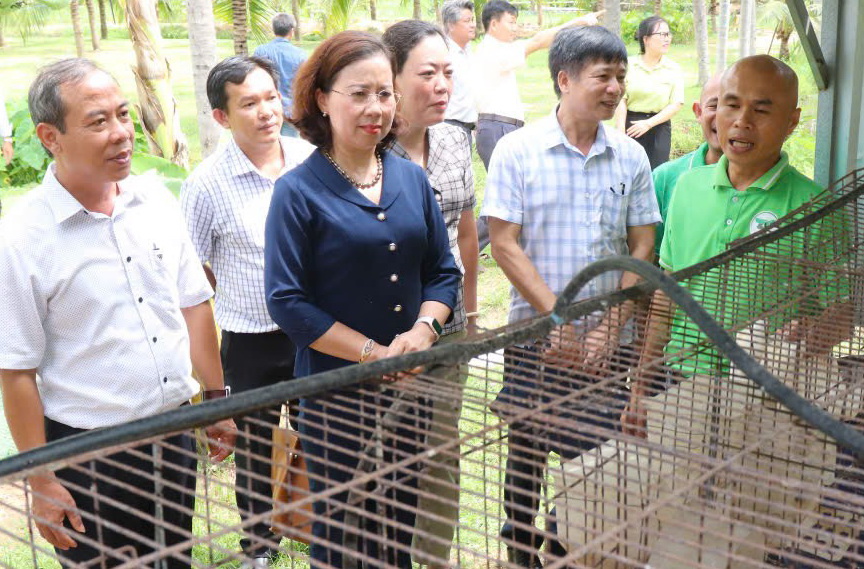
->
<box><xmin>0</xmin><ymin>0</ymin><xmax>63</xmax><ymax>43</ymax></box>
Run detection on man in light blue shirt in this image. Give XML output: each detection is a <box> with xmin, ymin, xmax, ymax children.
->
<box><xmin>482</xmin><ymin>26</ymin><xmax>659</xmax><ymax>567</ymax></box>
<box><xmin>253</xmin><ymin>13</ymin><xmax>307</xmax><ymax>138</ymax></box>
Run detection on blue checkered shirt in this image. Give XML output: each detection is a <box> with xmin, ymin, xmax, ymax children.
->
<box><xmin>480</xmin><ymin>111</ymin><xmax>660</xmax><ymax>324</ymax></box>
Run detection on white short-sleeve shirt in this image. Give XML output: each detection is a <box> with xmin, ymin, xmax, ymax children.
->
<box><xmin>0</xmin><ymin>166</ymin><xmax>214</xmax><ymax>429</ymax></box>
<box><xmin>472</xmin><ymin>36</ymin><xmax>527</xmax><ymax>121</ymax></box>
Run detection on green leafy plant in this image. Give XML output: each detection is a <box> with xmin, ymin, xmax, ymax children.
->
<box><xmin>0</xmin><ymin>105</ymin><xmax>51</xmax><ymax>188</ymax></box>
<box><xmin>621</xmin><ymin>8</ymin><xmax>694</xmax><ymax>48</ymax></box>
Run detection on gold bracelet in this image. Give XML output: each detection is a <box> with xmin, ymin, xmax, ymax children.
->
<box><xmin>359</xmin><ymin>338</ymin><xmax>376</xmax><ymax>363</ymax></box>
<box><xmin>465</xmin><ymin>311</ymin><xmax>480</xmax><ymax>318</ymax></box>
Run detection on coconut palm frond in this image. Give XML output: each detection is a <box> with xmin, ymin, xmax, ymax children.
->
<box><xmin>318</xmin><ymin>0</ymin><xmax>361</xmax><ymax>33</ymax></box>
<box><xmin>0</xmin><ymin>0</ymin><xmax>64</xmax><ymax>41</ymax></box>
<box><xmin>213</xmin><ymin>0</ymin><xmax>277</xmax><ymax>47</ymax></box>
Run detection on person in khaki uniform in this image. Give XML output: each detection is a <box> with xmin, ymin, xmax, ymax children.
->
<box><xmin>619</xmin><ymin>55</ymin><xmax>854</xmax><ymax>567</ymax></box>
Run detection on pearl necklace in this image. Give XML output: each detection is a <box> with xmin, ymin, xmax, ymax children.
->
<box><xmin>323</xmin><ymin>150</ymin><xmax>383</xmax><ymax>190</ymax></box>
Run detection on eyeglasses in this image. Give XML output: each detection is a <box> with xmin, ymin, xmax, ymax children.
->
<box><xmin>649</xmin><ymin>32</ymin><xmax>672</xmax><ymax>39</ymax></box>
<box><xmin>331</xmin><ymin>89</ymin><xmax>402</xmax><ymax>107</ymax></box>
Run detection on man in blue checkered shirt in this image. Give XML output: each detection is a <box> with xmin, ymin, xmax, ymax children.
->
<box><xmin>481</xmin><ymin>26</ymin><xmax>660</xmax><ymax>567</ymax></box>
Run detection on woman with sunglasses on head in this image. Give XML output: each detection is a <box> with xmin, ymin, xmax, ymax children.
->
<box><xmin>614</xmin><ymin>15</ymin><xmax>684</xmax><ymax>169</ymax></box>
<box><xmin>264</xmin><ymin>30</ymin><xmax>460</xmax><ymax>569</ymax></box>
<box><xmin>382</xmin><ymin>20</ymin><xmax>479</xmax><ymax>569</ymax></box>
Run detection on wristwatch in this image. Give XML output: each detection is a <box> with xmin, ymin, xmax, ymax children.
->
<box><xmin>203</xmin><ymin>386</ymin><xmax>231</xmax><ymax>400</ymax></box>
<box><xmin>415</xmin><ymin>316</ymin><xmax>442</xmax><ymax>342</ymax></box>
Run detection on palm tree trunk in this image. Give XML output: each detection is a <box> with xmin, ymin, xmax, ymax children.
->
<box><xmin>232</xmin><ymin>0</ymin><xmax>247</xmax><ymax>55</ymax></box>
<box><xmin>71</xmin><ymin>0</ymin><xmax>85</xmax><ymax>57</ymax></box>
<box><xmin>97</xmin><ymin>0</ymin><xmax>108</xmax><ymax>39</ymax></box>
<box><xmin>292</xmin><ymin>0</ymin><xmax>301</xmax><ymax>38</ymax></box>
<box><xmin>778</xmin><ymin>29</ymin><xmax>791</xmax><ymax>60</ymax></box>
<box><xmin>604</xmin><ymin>0</ymin><xmax>621</xmax><ymax>38</ymax></box>
<box><xmin>84</xmin><ymin>0</ymin><xmax>99</xmax><ymax>50</ymax></box>
<box><xmin>0</xmin><ymin>27</ymin><xmax>5</xmax><ymax>48</ymax></box>
<box><xmin>187</xmin><ymin>0</ymin><xmax>221</xmax><ymax>158</ymax></box>
<box><xmin>536</xmin><ymin>0</ymin><xmax>542</xmax><ymax>26</ymax></box>
<box><xmin>369</xmin><ymin>0</ymin><xmax>376</xmax><ymax>20</ymax></box>
<box><xmin>125</xmin><ymin>0</ymin><xmax>189</xmax><ymax>167</ymax></box>
<box><xmin>716</xmin><ymin>0</ymin><xmax>729</xmax><ymax>72</ymax></box>
<box><xmin>654</xmin><ymin>0</ymin><xmax>661</xmax><ymax>15</ymax></box>
<box><xmin>413</xmin><ymin>0</ymin><xmax>421</xmax><ymax>20</ymax></box>
<box><xmin>738</xmin><ymin>0</ymin><xmax>754</xmax><ymax>58</ymax></box>
<box><xmin>694</xmin><ymin>0</ymin><xmax>709</xmax><ymax>85</ymax></box>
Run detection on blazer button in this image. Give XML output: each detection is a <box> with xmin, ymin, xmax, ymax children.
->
<box><xmin>377</xmin><ymin>212</ymin><xmax>387</xmax><ymax>221</ymax></box>
<box><xmin>393</xmin><ymin>304</ymin><xmax>403</xmax><ymax>312</ymax></box>
<box><xmin>390</xmin><ymin>274</ymin><xmax>398</xmax><ymax>282</ymax></box>
<box><xmin>388</xmin><ymin>242</ymin><xmax>397</xmax><ymax>251</ymax></box>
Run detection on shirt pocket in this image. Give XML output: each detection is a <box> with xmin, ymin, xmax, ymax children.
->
<box><xmin>596</xmin><ymin>180</ymin><xmax>631</xmax><ymax>246</ymax></box>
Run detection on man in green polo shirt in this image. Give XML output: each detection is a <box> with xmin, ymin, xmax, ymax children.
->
<box><xmin>651</xmin><ymin>73</ymin><xmax>722</xmax><ymax>257</ymax></box>
<box><xmin>615</xmin><ymin>53</ymin><xmax>853</xmax><ymax>566</ymax></box>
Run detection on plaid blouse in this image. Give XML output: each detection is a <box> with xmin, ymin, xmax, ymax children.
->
<box><xmin>389</xmin><ymin>123</ymin><xmax>475</xmax><ymax>334</ymax></box>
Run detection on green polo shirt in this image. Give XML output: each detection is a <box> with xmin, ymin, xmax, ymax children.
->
<box><xmin>652</xmin><ymin>142</ymin><xmax>709</xmax><ymax>256</ymax></box>
<box><xmin>659</xmin><ymin>152</ymin><xmax>845</xmax><ymax>376</ymax></box>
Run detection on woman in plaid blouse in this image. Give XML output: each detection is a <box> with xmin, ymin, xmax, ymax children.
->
<box><xmin>383</xmin><ymin>19</ymin><xmax>480</xmax><ymax>569</ymax></box>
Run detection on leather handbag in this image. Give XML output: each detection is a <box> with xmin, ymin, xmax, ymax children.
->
<box><xmin>270</xmin><ymin>424</ymin><xmax>314</xmax><ymax>542</ymax></box>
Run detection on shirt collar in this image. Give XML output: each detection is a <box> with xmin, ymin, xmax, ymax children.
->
<box><xmin>226</xmin><ymin>136</ymin><xmax>292</xmax><ymax>179</ymax></box>
<box><xmin>386</xmin><ymin>127</ymin><xmax>448</xmax><ymax>177</ymax></box>
<box><xmin>713</xmin><ymin>151</ymin><xmax>791</xmax><ymax>191</ymax></box>
<box><xmin>44</xmin><ymin>163</ymin><xmax>140</xmax><ymax>224</ymax></box>
<box><xmin>630</xmin><ymin>56</ymin><xmax>675</xmax><ymax>72</ymax></box>
<box><xmin>541</xmin><ymin>108</ymin><xmax>616</xmax><ymax>158</ymax></box>
<box><xmin>446</xmin><ymin>37</ymin><xmax>469</xmax><ymax>55</ymax></box>
<box><xmin>688</xmin><ymin>142</ymin><xmax>710</xmax><ymax>169</ymax></box>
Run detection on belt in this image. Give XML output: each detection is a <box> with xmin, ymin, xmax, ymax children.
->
<box><xmin>446</xmin><ymin>118</ymin><xmax>476</xmax><ymax>130</ymax></box>
<box><xmin>478</xmin><ymin>113</ymin><xmax>525</xmax><ymax>128</ymax></box>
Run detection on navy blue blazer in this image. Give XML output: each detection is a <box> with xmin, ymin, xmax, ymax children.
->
<box><xmin>265</xmin><ymin>149</ymin><xmax>460</xmax><ymax>377</ymax></box>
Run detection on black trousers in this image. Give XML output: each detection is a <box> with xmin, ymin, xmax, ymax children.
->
<box><xmin>45</xmin><ymin>416</ymin><xmax>197</xmax><ymax>569</ymax></box>
<box><xmin>498</xmin><ymin>346</ymin><xmax>629</xmax><ymax>553</ymax></box>
<box><xmin>221</xmin><ymin>329</ymin><xmax>297</xmax><ymax>556</ymax></box>
<box><xmin>626</xmin><ymin>111</ymin><xmax>672</xmax><ymax>170</ymax></box>
<box><xmin>299</xmin><ymin>390</ymin><xmax>428</xmax><ymax>569</ymax></box>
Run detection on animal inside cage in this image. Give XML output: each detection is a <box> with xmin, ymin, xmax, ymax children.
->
<box><xmin>3</xmin><ymin>169</ymin><xmax>864</xmax><ymax>569</ymax></box>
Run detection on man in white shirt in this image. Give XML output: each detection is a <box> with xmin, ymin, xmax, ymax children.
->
<box><xmin>473</xmin><ymin>0</ymin><xmax>602</xmax><ymax>169</ymax></box>
<box><xmin>0</xmin><ymin>58</ymin><xmax>235</xmax><ymax>569</ymax></box>
<box><xmin>482</xmin><ymin>27</ymin><xmax>658</xmax><ymax>567</ymax></box>
<box><xmin>441</xmin><ymin>0</ymin><xmax>478</xmax><ymax>140</ymax></box>
<box><xmin>181</xmin><ymin>55</ymin><xmax>313</xmax><ymax>568</ymax></box>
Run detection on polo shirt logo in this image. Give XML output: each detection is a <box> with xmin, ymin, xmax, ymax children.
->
<box><xmin>750</xmin><ymin>211</ymin><xmax>779</xmax><ymax>234</ymax></box>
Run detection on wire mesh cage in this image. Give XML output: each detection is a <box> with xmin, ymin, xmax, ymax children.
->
<box><xmin>2</xmin><ymin>169</ymin><xmax>864</xmax><ymax>569</ymax></box>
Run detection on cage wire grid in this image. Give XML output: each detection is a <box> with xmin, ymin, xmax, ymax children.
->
<box><xmin>2</xmin><ymin>169</ymin><xmax>864</xmax><ymax>568</ymax></box>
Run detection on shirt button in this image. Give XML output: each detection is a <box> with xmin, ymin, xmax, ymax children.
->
<box><xmin>390</xmin><ymin>274</ymin><xmax>398</xmax><ymax>282</ymax></box>
<box><xmin>126</xmin><ymin>256</ymin><xmax>132</xmax><ymax>263</ymax></box>
<box><xmin>138</xmin><ymin>297</ymin><xmax>143</xmax><ymax>303</ymax></box>
<box><xmin>152</xmin><ymin>337</ymin><xmax>158</xmax><ymax>343</ymax></box>
<box><xmin>732</xmin><ymin>196</ymin><xmax>739</xmax><ymax>203</ymax></box>
<box><xmin>163</xmin><ymin>377</ymin><xmax>168</xmax><ymax>383</ymax></box>
<box><xmin>393</xmin><ymin>304</ymin><xmax>403</xmax><ymax>312</ymax></box>
<box><xmin>726</xmin><ymin>219</ymin><xmax>733</xmax><ymax>226</ymax></box>
<box><xmin>377</xmin><ymin>212</ymin><xmax>387</xmax><ymax>221</ymax></box>
<box><xmin>388</xmin><ymin>242</ymin><xmax>397</xmax><ymax>252</ymax></box>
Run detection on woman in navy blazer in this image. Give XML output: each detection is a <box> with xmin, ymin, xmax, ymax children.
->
<box><xmin>264</xmin><ymin>31</ymin><xmax>459</xmax><ymax>568</ymax></box>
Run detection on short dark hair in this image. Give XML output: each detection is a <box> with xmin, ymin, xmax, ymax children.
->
<box><xmin>292</xmin><ymin>31</ymin><xmax>400</xmax><ymax>150</ymax></box>
<box><xmin>272</xmin><ymin>13</ymin><xmax>295</xmax><ymax>37</ymax></box>
<box><xmin>548</xmin><ymin>26</ymin><xmax>628</xmax><ymax>97</ymax></box>
<box><xmin>29</xmin><ymin>58</ymin><xmax>105</xmax><ymax>133</ymax></box>
<box><xmin>441</xmin><ymin>0</ymin><xmax>474</xmax><ymax>32</ymax></box>
<box><xmin>206</xmin><ymin>55</ymin><xmax>279</xmax><ymax>112</ymax></box>
<box><xmin>481</xmin><ymin>0</ymin><xmax>517</xmax><ymax>32</ymax></box>
<box><xmin>636</xmin><ymin>15</ymin><xmax>667</xmax><ymax>54</ymax></box>
<box><xmin>382</xmin><ymin>20</ymin><xmax>447</xmax><ymax>76</ymax></box>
